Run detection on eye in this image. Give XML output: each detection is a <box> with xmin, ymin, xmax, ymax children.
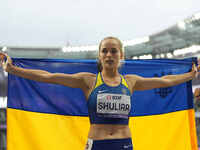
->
<box><xmin>111</xmin><ymin>48</ymin><xmax>117</xmax><ymax>54</ymax></box>
<box><xmin>102</xmin><ymin>48</ymin><xmax>108</xmax><ymax>53</ymax></box>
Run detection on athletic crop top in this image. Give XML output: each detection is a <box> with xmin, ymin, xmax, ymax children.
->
<box><xmin>87</xmin><ymin>72</ymin><xmax>132</xmax><ymax>125</ymax></box>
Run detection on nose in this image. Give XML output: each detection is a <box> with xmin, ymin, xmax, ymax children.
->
<box><xmin>106</xmin><ymin>50</ymin><xmax>112</xmax><ymax>57</ymax></box>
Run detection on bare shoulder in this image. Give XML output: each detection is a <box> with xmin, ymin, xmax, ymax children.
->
<box><xmin>76</xmin><ymin>72</ymin><xmax>97</xmax><ymax>99</ymax></box>
<box><xmin>125</xmin><ymin>74</ymin><xmax>142</xmax><ymax>81</ymax></box>
<box><xmin>124</xmin><ymin>74</ymin><xmax>141</xmax><ymax>93</ymax></box>
<box><xmin>50</xmin><ymin>72</ymin><xmax>96</xmax><ymax>89</ymax></box>
<box><xmin>76</xmin><ymin>72</ymin><xmax>96</xmax><ymax>77</ymax></box>
<box><xmin>76</xmin><ymin>72</ymin><xmax>96</xmax><ymax>86</ymax></box>
<box><xmin>76</xmin><ymin>72</ymin><xmax>96</xmax><ymax>80</ymax></box>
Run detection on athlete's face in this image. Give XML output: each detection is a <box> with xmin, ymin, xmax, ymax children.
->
<box><xmin>99</xmin><ymin>39</ymin><xmax>123</xmax><ymax>69</ymax></box>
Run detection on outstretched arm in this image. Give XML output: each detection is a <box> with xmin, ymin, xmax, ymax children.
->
<box><xmin>0</xmin><ymin>52</ymin><xmax>92</xmax><ymax>89</ymax></box>
<box><xmin>126</xmin><ymin>63</ymin><xmax>199</xmax><ymax>91</ymax></box>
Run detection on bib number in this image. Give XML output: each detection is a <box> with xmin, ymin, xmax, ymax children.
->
<box><xmin>97</xmin><ymin>93</ymin><xmax>131</xmax><ymax>118</ymax></box>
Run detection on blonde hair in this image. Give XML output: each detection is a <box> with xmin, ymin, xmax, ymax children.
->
<box><xmin>99</xmin><ymin>36</ymin><xmax>124</xmax><ymax>53</ymax></box>
<box><xmin>97</xmin><ymin>36</ymin><xmax>124</xmax><ymax>72</ymax></box>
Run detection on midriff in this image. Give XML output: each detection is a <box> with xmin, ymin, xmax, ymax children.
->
<box><xmin>88</xmin><ymin>124</ymin><xmax>132</xmax><ymax>140</ymax></box>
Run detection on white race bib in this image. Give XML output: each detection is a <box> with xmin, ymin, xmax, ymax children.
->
<box><xmin>97</xmin><ymin>93</ymin><xmax>131</xmax><ymax>118</ymax></box>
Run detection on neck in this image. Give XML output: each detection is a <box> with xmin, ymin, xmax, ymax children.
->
<box><xmin>101</xmin><ymin>68</ymin><xmax>119</xmax><ymax>78</ymax></box>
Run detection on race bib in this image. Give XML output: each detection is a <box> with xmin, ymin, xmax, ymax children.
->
<box><xmin>97</xmin><ymin>93</ymin><xmax>131</xmax><ymax>118</ymax></box>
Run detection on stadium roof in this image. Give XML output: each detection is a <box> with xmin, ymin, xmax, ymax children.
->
<box><xmin>1</xmin><ymin>12</ymin><xmax>200</xmax><ymax>59</ymax></box>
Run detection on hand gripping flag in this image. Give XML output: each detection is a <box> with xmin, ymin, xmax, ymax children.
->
<box><xmin>7</xmin><ymin>58</ymin><xmax>198</xmax><ymax>150</ymax></box>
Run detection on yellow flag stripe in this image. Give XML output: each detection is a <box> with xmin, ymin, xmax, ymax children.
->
<box><xmin>7</xmin><ymin>108</ymin><xmax>197</xmax><ymax>150</ymax></box>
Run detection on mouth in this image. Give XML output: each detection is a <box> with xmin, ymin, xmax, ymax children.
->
<box><xmin>105</xmin><ymin>60</ymin><xmax>114</xmax><ymax>64</ymax></box>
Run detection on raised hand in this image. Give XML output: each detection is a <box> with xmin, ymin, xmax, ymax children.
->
<box><xmin>191</xmin><ymin>63</ymin><xmax>200</xmax><ymax>79</ymax></box>
<box><xmin>0</xmin><ymin>52</ymin><xmax>13</xmax><ymax>72</ymax></box>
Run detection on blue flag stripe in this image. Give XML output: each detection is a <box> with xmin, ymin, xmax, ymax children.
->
<box><xmin>8</xmin><ymin>58</ymin><xmax>195</xmax><ymax>116</ymax></box>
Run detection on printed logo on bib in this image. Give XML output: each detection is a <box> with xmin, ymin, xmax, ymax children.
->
<box><xmin>97</xmin><ymin>93</ymin><xmax>131</xmax><ymax>118</ymax></box>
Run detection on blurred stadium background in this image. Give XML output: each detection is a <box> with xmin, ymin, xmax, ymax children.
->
<box><xmin>1</xmin><ymin>12</ymin><xmax>200</xmax><ymax>150</ymax></box>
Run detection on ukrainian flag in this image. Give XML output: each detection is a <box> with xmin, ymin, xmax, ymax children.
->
<box><xmin>7</xmin><ymin>58</ymin><xmax>198</xmax><ymax>150</ymax></box>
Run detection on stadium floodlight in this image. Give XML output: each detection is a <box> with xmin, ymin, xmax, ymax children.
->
<box><xmin>174</xmin><ymin>45</ymin><xmax>200</xmax><ymax>56</ymax></box>
<box><xmin>160</xmin><ymin>53</ymin><xmax>165</xmax><ymax>58</ymax></box>
<box><xmin>166</xmin><ymin>53</ymin><xmax>173</xmax><ymax>58</ymax></box>
<box><xmin>132</xmin><ymin>56</ymin><xmax>138</xmax><ymax>59</ymax></box>
<box><xmin>139</xmin><ymin>54</ymin><xmax>152</xmax><ymax>59</ymax></box>
<box><xmin>2</xmin><ymin>46</ymin><xmax>7</xmax><ymax>52</ymax></box>
<box><xmin>189</xmin><ymin>45</ymin><xmax>200</xmax><ymax>53</ymax></box>
<box><xmin>62</xmin><ymin>46</ymin><xmax>68</xmax><ymax>52</ymax></box>
<box><xmin>80</xmin><ymin>45</ymin><xmax>98</xmax><ymax>52</ymax></box>
<box><xmin>62</xmin><ymin>46</ymin><xmax>81</xmax><ymax>52</ymax></box>
<box><xmin>123</xmin><ymin>36</ymin><xmax>149</xmax><ymax>46</ymax></box>
<box><xmin>174</xmin><ymin>49</ymin><xmax>186</xmax><ymax>56</ymax></box>
<box><xmin>177</xmin><ymin>21</ymin><xmax>186</xmax><ymax>30</ymax></box>
<box><xmin>62</xmin><ymin>45</ymin><xmax>98</xmax><ymax>53</ymax></box>
<box><xmin>73</xmin><ymin>47</ymin><xmax>81</xmax><ymax>52</ymax></box>
<box><xmin>62</xmin><ymin>36</ymin><xmax>151</xmax><ymax>53</ymax></box>
<box><xmin>88</xmin><ymin>45</ymin><xmax>98</xmax><ymax>51</ymax></box>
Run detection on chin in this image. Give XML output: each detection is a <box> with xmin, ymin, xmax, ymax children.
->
<box><xmin>104</xmin><ymin>64</ymin><xmax>118</xmax><ymax>70</ymax></box>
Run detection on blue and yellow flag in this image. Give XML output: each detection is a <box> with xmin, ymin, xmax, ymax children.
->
<box><xmin>7</xmin><ymin>58</ymin><xmax>198</xmax><ymax>150</ymax></box>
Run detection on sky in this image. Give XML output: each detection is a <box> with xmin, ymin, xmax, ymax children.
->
<box><xmin>0</xmin><ymin>0</ymin><xmax>200</xmax><ymax>47</ymax></box>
